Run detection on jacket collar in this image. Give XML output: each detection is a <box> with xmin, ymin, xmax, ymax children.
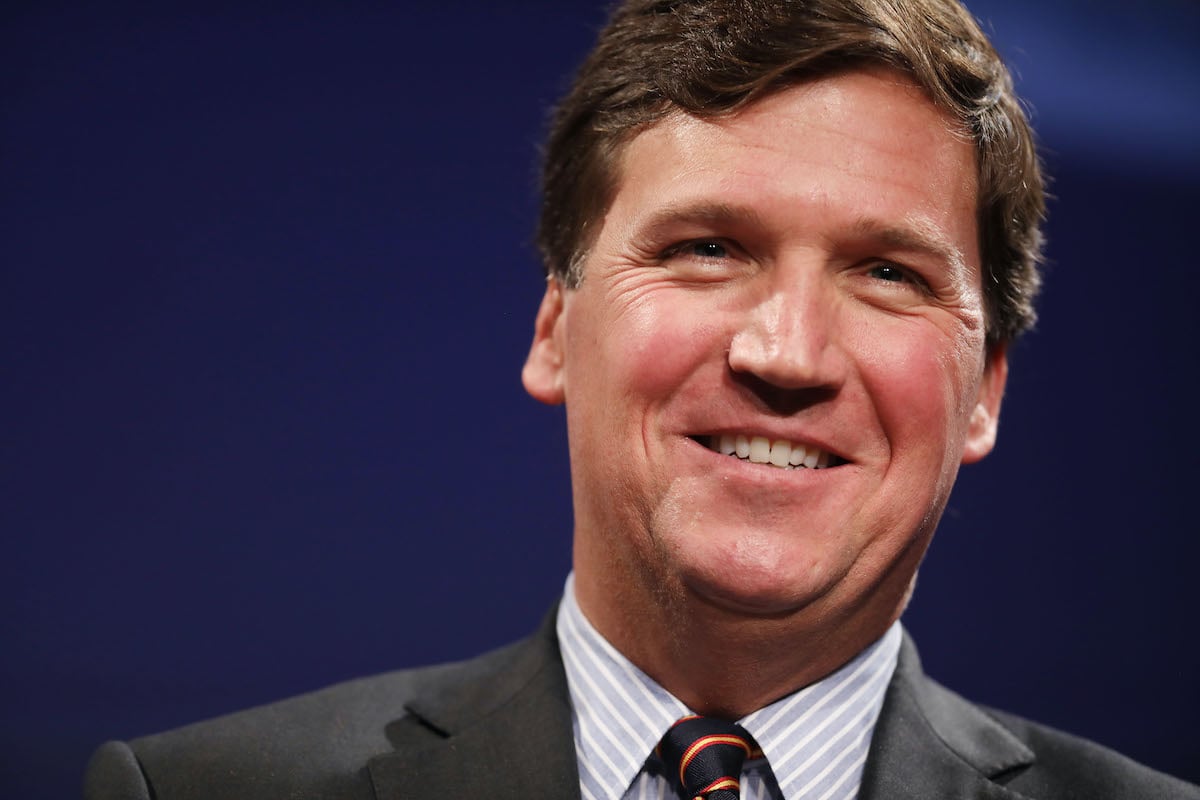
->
<box><xmin>367</xmin><ymin>611</ymin><xmax>1039</xmax><ymax>800</ymax></box>
<box><xmin>859</xmin><ymin>630</ymin><xmax>1036</xmax><ymax>800</ymax></box>
<box><xmin>367</xmin><ymin>608</ymin><xmax>580</xmax><ymax>800</ymax></box>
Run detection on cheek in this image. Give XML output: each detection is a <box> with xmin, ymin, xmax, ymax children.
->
<box><xmin>851</xmin><ymin>321</ymin><xmax>981</xmax><ymax>453</ymax></box>
<box><xmin>600</xmin><ymin>293</ymin><xmax>724</xmax><ymax>399</ymax></box>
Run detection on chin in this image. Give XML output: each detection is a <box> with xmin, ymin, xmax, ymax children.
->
<box><xmin>677</xmin><ymin>549</ymin><xmax>840</xmax><ymax>619</ymax></box>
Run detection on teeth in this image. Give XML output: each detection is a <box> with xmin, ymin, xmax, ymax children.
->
<box><xmin>768</xmin><ymin>439</ymin><xmax>790</xmax><ymax>467</ymax></box>
<box><xmin>707</xmin><ymin>434</ymin><xmax>838</xmax><ymax>470</ymax></box>
<box><xmin>735</xmin><ymin>435</ymin><xmax>750</xmax><ymax>458</ymax></box>
<box><xmin>788</xmin><ymin>444</ymin><xmax>807</xmax><ymax>466</ymax></box>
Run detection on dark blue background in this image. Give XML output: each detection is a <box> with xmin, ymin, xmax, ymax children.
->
<box><xmin>3</xmin><ymin>1</ymin><xmax>1198</xmax><ymax>796</ymax></box>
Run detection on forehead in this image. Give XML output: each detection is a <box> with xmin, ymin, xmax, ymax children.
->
<box><xmin>603</xmin><ymin>68</ymin><xmax>979</xmax><ymax>266</ymax></box>
<box><xmin>619</xmin><ymin>67</ymin><xmax>973</xmax><ymax>188</ymax></box>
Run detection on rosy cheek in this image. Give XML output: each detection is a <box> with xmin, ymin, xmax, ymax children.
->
<box><xmin>850</xmin><ymin>322</ymin><xmax>958</xmax><ymax>435</ymax></box>
<box><xmin>613</xmin><ymin>293</ymin><xmax>720</xmax><ymax>396</ymax></box>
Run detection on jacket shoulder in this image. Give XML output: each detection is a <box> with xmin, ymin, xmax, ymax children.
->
<box><xmin>85</xmin><ymin>636</ymin><xmax>533</xmax><ymax>800</ymax></box>
<box><xmin>864</xmin><ymin>632</ymin><xmax>1199</xmax><ymax>800</ymax></box>
<box><xmin>983</xmin><ymin>707</ymin><xmax>1200</xmax><ymax>800</ymax></box>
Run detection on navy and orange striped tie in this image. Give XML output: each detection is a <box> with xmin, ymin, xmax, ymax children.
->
<box><xmin>658</xmin><ymin>715</ymin><xmax>761</xmax><ymax>799</ymax></box>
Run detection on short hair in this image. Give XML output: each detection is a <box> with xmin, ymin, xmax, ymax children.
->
<box><xmin>537</xmin><ymin>0</ymin><xmax>1045</xmax><ymax>345</ymax></box>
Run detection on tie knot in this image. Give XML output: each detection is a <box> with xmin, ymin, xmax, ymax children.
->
<box><xmin>658</xmin><ymin>715</ymin><xmax>760</xmax><ymax>800</ymax></box>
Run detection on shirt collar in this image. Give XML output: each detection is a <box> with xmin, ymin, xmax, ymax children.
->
<box><xmin>739</xmin><ymin>619</ymin><xmax>901</xmax><ymax>798</ymax></box>
<box><xmin>557</xmin><ymin>574</ymin><xmax>687</xmax><ymax>795</ymax></box>
<box><xmin>556</xmin><ymin>573</ymin><xmax>901</xmax><ymax>799</ymax></box>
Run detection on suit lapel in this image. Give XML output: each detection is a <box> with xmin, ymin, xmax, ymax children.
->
<box><xmin>859</xmin><ymin>632</ymin><xmax>1036</xmax><ymax>800</ymax></box>
<box><xmin>367</xmin><ymin>610</ymin><xmax>580</xmax><ymax>800</ymax></box>
<box><xmin>367</xmin><ymin>613</ymin><xmax>1043</xmax><ymax>800</ymax></box>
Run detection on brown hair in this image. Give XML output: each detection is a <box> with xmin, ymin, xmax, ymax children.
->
<box><xmin>537</xmin><ymin>0</ymin><xmax>1045</xmax><ymax>344</ymax></box>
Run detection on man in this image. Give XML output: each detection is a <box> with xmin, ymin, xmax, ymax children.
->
<box><xmin>85</xmin><ymin>0</ymin><xmax>1198</xmax><ymax>798</ymax></box>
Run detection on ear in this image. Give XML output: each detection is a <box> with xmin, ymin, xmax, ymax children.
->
<box><xmin>521</xmin><ymin>278</ymin><xmax>568</xmax><ymax>405</ymax></box>
<box><xmin>961</xmin><ymin>342</ymin><xmax>1008</xmax><ymax>464</ymax></box>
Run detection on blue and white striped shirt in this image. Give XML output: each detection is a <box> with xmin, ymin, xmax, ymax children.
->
<box><xmin>557</xmin><ymin>574</ymin><xmax>901</xmax><ymax>800</ymax></box>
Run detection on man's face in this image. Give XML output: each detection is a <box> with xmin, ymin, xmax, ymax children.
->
<box><xmin>524</xmin><ymin>69</ymin><xmax>1006</xmax><ymax>631</ymax></box>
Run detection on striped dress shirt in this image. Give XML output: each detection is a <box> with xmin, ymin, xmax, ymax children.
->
<box><xmin>557</xmin><ymin>574</ymin><xmax>901</xmax><ymax>800</ymax></box>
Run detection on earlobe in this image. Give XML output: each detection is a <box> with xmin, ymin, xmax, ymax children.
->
<box><xmin>521</xmin><ymin>279</ymin><xmax>568</xmax><ymax>405</ymax></box>
<box><xmin>961</xmin><ymin>343</ymin><xmax>1008</xmax><ymax>464</ymax></box>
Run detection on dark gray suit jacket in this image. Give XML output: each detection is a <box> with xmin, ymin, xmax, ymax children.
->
<box><xmin>85</xmin><ymin>614</ymin><xmax>1198</xmax><ymax>799</ymax></box>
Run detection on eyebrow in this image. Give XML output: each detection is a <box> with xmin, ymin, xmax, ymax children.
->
<box><xmin>850</xmin><ymin>216</ymin><xmax>969</xmax><ymax>273</ymax></box>
<box><xmin>632</xmin><ymin>201</ymin><xmax>766</xmax><ymax>235</ymax></box>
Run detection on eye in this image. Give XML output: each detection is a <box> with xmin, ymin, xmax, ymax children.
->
<box><xmin>687</xmin><ymin>241</ymin><xmax>728</xmax><ymax>259</ymax></box>
<box><xmin>661</xmin><ymin>239</ymin><xmax>731</xmax><ymax>261</ymax></box>
<box><xmin>852</xmin><ymin>259</ymin><xmax>937</xmax><ymax>309</ymax></box>
<box><xmin>658</xmin><ymin>238</ymin><xmax>748</xmax><ymax>283</ymax></box>
<box><xmin>868</xmin><ymin>263</ymin><xmax>908</xmax><ymax>283</ymax></box>
<box><xmin>865</xmin><ymin>262</ymin><xmax>931</xmax><ymax>293</ymax></box>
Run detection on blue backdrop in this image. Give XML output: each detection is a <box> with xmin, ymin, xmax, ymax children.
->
<box><xmin>3</xmin><ymin>1</ymin><xmax>1198</xmax><ymax>796</ymax></box>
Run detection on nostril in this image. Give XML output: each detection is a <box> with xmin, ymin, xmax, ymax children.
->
<box><xmin>729</xmin><ymin>370</ymin><xmax>838</xmax><ymax>416</ymax></box>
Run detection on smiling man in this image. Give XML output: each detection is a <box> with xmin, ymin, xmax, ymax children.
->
<box><xmin>523</xmin><ymin>65</ymin><xmax>1004</xmax><ymax>729</ymax></box>
<box><xmin>85</xmin><ymin>1</ymin><xmax>1198</xmax><ymax>799</ymax></box>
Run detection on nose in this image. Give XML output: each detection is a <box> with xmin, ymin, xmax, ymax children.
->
<box><xmin>727</xmin><ymin>277</ymin><xmax>847</xmax><ymax>396</ymax></box>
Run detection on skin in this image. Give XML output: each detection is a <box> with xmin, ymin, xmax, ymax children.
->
<box><xmin>523</xmin><ymin>68</ymin><xmax>1007</xmax><ymax>718</ymax></box>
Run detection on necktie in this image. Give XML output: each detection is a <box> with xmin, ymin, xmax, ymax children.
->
<box><xmin>657</xmin><ymin>714</ymin><xmax>761</xmax><ymax>799</ymax></box>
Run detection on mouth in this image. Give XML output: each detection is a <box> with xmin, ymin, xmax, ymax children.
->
<box><xmin>693</xmin><ymin>434</ymin><xmax>848</xmax><ymax>470</ymax></box>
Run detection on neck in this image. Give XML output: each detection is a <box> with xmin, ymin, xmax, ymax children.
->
<box><xmin>572</xmin><ymin>563</ymin><xmax>910</xmax><ymax>719</ymax></box>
